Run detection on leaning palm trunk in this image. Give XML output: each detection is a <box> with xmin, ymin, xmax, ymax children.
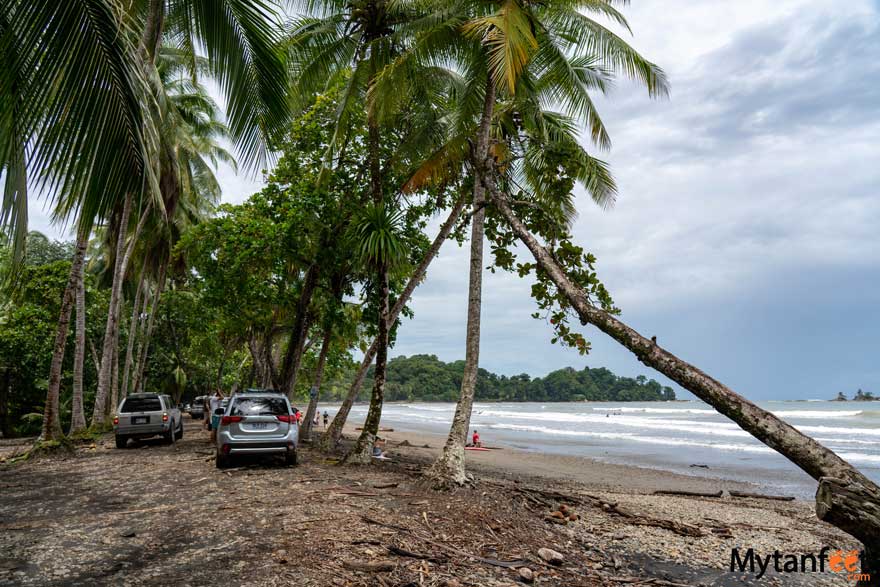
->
<box><xmin>487</xmin><ymin>181</ymin><xmax>880</xmax><ymax>583</ymax></box>
<box><xmin>425</xmin><ymin>79</ymin><xmax>496</xmax><ymax>486</ymax></box>
<box><xmin>321</xmin><ymin>195</ymin><xmax>466</xmax><ymax>451</ymax></box>
<box><xmin>43</xmin><ymin>226</ymin><xmax>88</xmax><ymax>440</ymax></box>
<box><xmin>345</xmin><ymin>264</ymin><xmax>390</xmax><ymax>464</ymax></box>
<box><xmin>121</xmin><ymin>258</ymin><xmax>148</xmax><ymax>397</ymax></box>
<box><xmin>301</xmin><ymin>328</ymin><xmax>332</xmax><ymax>442</ymax></box>
<box><xmin>68</xmin><ymin>232</ymin><xmax>89</xmax><ymax>435</ymax></box>
<box><xmin>132</xmin><ymin>260</ymin><xmax>167</xmax><ymax>394</ymax></box>
<box><xmin>92</xmin><ymin>197</ymin><xmax>150</xmax><ymax>426</ymax></box>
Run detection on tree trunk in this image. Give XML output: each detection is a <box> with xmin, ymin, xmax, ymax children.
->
<box><xmin>68</xmin><ymin>229</ymin><xmax>89</xmax><ymax>434</ymax></box>
<box><xmin>141</xmin><ymin>0</ymin><xmax>165</xmax><ymax>61</ymax></box>
<box><xmin>487</xmin><ymin>182</ymin><xmax>880</xmax><ymax>572</ymax></box>
<box><xmin>121</xmin><ymin>258</ymin><xmax>148</xmax><ymax>398</ymax></box>
<box><xmin>132</xmin><ymin>260</ymin><xmax>167</xmax><ymax>394</ymax></box>
<box><xmin>345</xmin><ymin>263</ymin><xmax>390</xmax><ymax>464</ymax></box>
<box><xmin>320</xmin><ymin>195</ymin><xmax>466</xmax><ymax>451</ymax></box>
<box><xmin>425</xmin><ymin>77</ymin><xmax>495</xmax><ymax>487</ymax></box>
<box><xmin>40</xmin><ymin>229</ymin><xmax>88</xmax><ymax>440</ymax></box>
<box><xmin>0</xmin><ymin>368</ymin><xmax>10</xmax><ymax>439</ymax></box>
<box><xmin>42</xmin><ymin>225</ymin><xmax>88</xmax><ymax>440</ymax></box>
<box><xmin>301</xmin><ymin>327</ymin><xmax>332</xmax><ymax>442</ymax></box>
<box><xmin>109</xmin><ymin>326</ymin><xmax>120</xmax><ymax>415</ymax></box>
<box><xmin>279</xmin><ymin>264</ymin><xmax>319</xmax><ymax>398</ymax></box>
<box><xmin>92</xmin><ymin>196</ymin><xmax>150</xmax><ymax>426</ymax></box>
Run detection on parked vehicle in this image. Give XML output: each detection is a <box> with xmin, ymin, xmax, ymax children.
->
<box><xmin>215</xmin><ymin>390</ymin><xmax>298</xmax><ymax>468</ymax></box>
<box><xmin>189</xmin><ymin>396</ymin><xmax>206</xmax><ymax>420</ymax></box>
<box><xmin>114</xmin><ymin>393</ymin><xmax>183</xmax><ymax>448</ymax></box>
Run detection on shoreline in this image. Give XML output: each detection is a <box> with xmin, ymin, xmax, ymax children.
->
<box><xmin>340</xmin><ymin>424</ymin><xmax>767</xmax><ymax>496</ymax></box>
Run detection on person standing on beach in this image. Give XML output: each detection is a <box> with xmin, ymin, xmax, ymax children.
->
<box><xmin>323</xmin><ymin>411</ymin><xmax>329</xmax><ymax>428</ymax></box>
<box><xmin>208</xmin><ymin>390</ymin><xmax>223</xmax><ymax>441</ymax></box>
<box><xmin>472</xmin><ymin>430</ymin><xmax>481</xmax><ymax>448</ymax></box>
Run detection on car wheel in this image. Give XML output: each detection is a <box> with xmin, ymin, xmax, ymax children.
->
<box><xmin>284</xmin><ymin>449</ymin><xmax>297</xmax><ymax>467</ymax></box>
<box><xmin>215</xmin><ymin>453</ymin><xmax>231</xmax><ymax>469</ymax></box>
<box><xmin>175</xmin><ymin>421</ymin><xmax>184</xmax><ymax>440</ymax></box>
<box><xmin>115</xmin><ymin>435</ymin><xmax>127</xmax><ymax>449</ymax></box>
<box><xmin>163</xmin><ymin>426</ymin><xmax>175</xmax><ymax>445</ymax></box>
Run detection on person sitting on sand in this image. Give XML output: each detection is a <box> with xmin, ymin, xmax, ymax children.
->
<box><xmin>372</xmin><ymin>437</ymin><xmax>390</xmax><ymax>460</ymax></box>
<box><xmin>472</xmin><ymin>430</ymin><xmax>481</xmax><ymax>448</ymax></box>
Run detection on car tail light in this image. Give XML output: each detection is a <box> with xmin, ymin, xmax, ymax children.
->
<box><xmin>162</xmin><ymin>412</ymin><xmax>169</xmax><ymax>422</ymax></box>
<box><xmin>221</xmin><ymin>444</ymin><xmax>231</xmax><ymax>455</ymax></box>
<box><xmin>276</xmin><ymin>414</ymin><xmax>296</xmax><ymax>423</ymax></box>
<box><xmin>113</xmin><ymin>416</ymin><xmax>118</xmax><ymax>425</ymax></box>
<box><xmin>221</xmin><ymin>415</ymin><xmax>242</xmax><ymax>425</ymax></box>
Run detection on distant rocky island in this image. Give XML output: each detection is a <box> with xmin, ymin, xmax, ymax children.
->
<box><xmin>833</xmin><ymin>389</ymin><xmax>877</xmax><ymax>401</ymax></box>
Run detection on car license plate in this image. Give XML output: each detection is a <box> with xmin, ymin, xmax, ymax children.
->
<box><xmin>250</xmin><ymin>422</ymin><xmax>269</xmax><ymax>430</ymax></box>
<box><xmin>132</xmin><ymin>416</ymin><xmax>148</xmax><ymax>424</ymax></box>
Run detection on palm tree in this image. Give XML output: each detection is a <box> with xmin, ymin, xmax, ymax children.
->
<box><xmin>126</xmin><ymin>48</ymin><xmax>235</xmax><ymax>401</ymax></box>
<box><xmin>1</xmin><ymin>0</ymin><xmax>288</xmax><ymax>437</ymax></box>
<box><xmin>389</xmin><ymin>0</ymin><xmax>667</xmax><ymax>486</ymax></box>
<box><xmin>342</xmin><ymin>203</ymin><xmax>408</xmax><ymax>463</ymax></box>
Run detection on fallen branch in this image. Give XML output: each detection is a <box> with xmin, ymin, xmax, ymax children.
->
<box><xmin>653</xmin><ymin>489</ymin><xmax>722</xmax><ymax>498</ymax></box>
<box><xmin>387</xmin><ymin>545</ymin><xmax>446</xmax><ymax>563</ymax></box>
<box><xmin>729</xmin><ymin>490</ymin><xmax>795</xmax><ymax>501</ymax></box>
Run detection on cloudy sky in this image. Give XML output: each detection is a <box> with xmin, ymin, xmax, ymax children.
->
<box><xmin>28</xmin><ymin>0</ymin><xmax>880</xmax><ymax>401</ymax></box>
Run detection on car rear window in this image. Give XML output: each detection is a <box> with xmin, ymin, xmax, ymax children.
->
<box><xmin>120</xmin><ymin>397</ymin><xmax>162</xmax><ymax>412</ymax></box>
<box><xmin>230</xmin><ymin>397</ymin><xmax>288</xmax><ymax>416</ymax></box>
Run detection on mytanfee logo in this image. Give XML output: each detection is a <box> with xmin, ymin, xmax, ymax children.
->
<box><xmin>730</xmin><ymin>547</ymin><xmax>869</xmax><ymax>582</ymax></box>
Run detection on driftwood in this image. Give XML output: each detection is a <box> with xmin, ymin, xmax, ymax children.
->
<box><xmin>373</xmin><ymin>482</ymin><xmax>399</xmax><ymax>489</ymax></box>
<box><xmin>386</xmin><ymin>545</ymin><xmax>446</xmax><ymax>563</ymax></box>
<box><xmin>653</xmin><ymin>489</ymin><xmax>722</xmax><ymax>498</ymax></box>
<box><xmin>729</xmin><ymin>490</ymin><xmax>794</xmax><ymax>501</ymax></box>
<box><xmin>501</xmin><ymin>482</ymin><xmax>705</xmax><ymax>537</ymax></box>
<box><xmin>341</xmin><ymin>559</ymin><xmax>395</xmax><ymax>572</ymax></box>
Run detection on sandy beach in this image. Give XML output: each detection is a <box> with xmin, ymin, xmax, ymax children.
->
<box><xmin>0</xmin><ymin>419</ymin><xmax>861</xmax><ymax>586</ymax></box>
<box><xmin>341</xmin><ymin>423</ymin><xmax>761</xmax><ymax>495</ymax></box>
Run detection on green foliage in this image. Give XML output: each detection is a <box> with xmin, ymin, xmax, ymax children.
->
<box><xmin>0</xmin><ymin>238</ymin><xmax>108</xmax><ymax>437</ymax></box>
<box><xmin>320</xmin><ymin>354</ymin><xmax>675</xmax><ymax>403</ymax></box>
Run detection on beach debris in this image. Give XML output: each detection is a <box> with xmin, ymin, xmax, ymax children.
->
<box><xmin>689</xmin><ymin>463</ymin><xmax>710</xmax><ymax>469</ymax></box>
<box><xmin>653</xmin><ymin>489</ymin><xmax>722</xmax><ymax>498</ymax></box>
<box><xmin>518</xmin><ymin>566</ymin><xmax>535</xmax><ymax>583</ymax></box>
<box><xmin>537</xmin><ymin>547</ymin><xmax>564</xmax><ymax>565</ymax></box>
<box><xmin>545</xmin><ymin>502</ymin><xmax>579</xmax><ymax>525</ymax></box>
<box><xmin>342</xmin><ymin>559</ymin><xmax>395</xmax><ymax>572</ymax></box>
<box><xmin>729</xmin><ymin>490</ymin><xmax>794</xmax><ymax>501</ymax></box>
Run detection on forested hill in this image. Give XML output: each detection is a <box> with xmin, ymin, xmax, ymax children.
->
<box><xmin>328</xmin><ymin>354</ymin><xmax>676</xmax><ymax>403</ymax></box>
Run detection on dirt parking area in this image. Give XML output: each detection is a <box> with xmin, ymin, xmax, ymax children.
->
<box><xmin>0</xmin><ymin>418</ymin><xmax>854</xmax><ymax>586</ymax></box>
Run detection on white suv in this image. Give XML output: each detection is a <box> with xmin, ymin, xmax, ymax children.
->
<box><xmin>214</xmin><ymin>391</ymin><xmax>298</xmax><ymax>468</ymax></box>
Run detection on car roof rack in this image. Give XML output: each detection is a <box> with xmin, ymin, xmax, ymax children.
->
<box><xmin>238</xmin><ymin>388</ymin><xmax>283</xmax><ymax>394</ymax></box>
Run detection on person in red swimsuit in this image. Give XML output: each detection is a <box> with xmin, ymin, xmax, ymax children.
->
<box><xmin>472</xmin><ymin>430</ymin><xmax>481</xmax><ymax>447</ymax></box>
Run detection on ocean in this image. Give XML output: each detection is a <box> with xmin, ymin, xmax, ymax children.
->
<box><xmin>331</xmin><ymin>400</ymin><xmax>880</xmax><ymax>497</ymax></box>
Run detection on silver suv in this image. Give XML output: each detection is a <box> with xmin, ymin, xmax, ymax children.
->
<box><xmin>215</xmin><ymin>391</ymin><xmax>298</xmax><ymax>468</ymax></box>
<box><xmin>114</xmin><ymin>393</ymin><xmax>183</xmax><ymax>448</ymax></box>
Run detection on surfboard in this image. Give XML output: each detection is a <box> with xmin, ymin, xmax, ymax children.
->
<box><xmin>464</xmin><ymin>447</ymin><xmax>490</xmax><ymax>451</ymax></box>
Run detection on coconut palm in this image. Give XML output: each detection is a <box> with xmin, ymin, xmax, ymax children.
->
<box><xmin>123</xmin><ymin>48</ymin><xmax>235</xmax><ymax>405</ymax></box>
<box><xmin>342</xmin><ymin>202</ymin><xmax>409</xmax><ymax>463</ymax></box>
<box><xmin>385</xmin><ymin>0</ymin><xmax>667</xmax><ymax>486</ymax></box>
